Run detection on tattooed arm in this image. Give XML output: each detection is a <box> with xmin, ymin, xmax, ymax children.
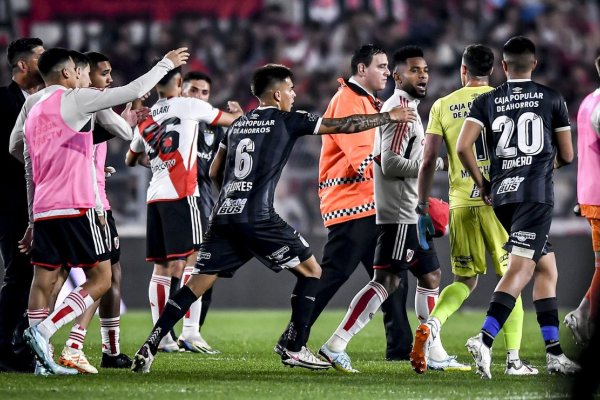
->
<box><xmin>317</xmin><ymin>105</ymin><xmax>416</xmax><ymax>135</ymax></box>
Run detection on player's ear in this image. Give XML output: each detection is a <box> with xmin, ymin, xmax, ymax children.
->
<box><xmin>358</xmin><ymin>63</ymin><xmax>366</xmax><ymax>76</ymax></box>
<box><xmin>17</xmin><ymin>59</ymin><xmax>27</xmax><ymax>73</ymax></box>
<box><xmin>501</xmin><ymin>60</ymin><xmax>508</xmax><ymax>75</ymax></box>
<box><xmin>531</xmin><ymin>59</ymin><xmax>538</xmax><ymax>72</ymax></box>
<box><xmin>273</xmin><ymin>89</ymin><xmax>281</xmax><ymax>102</ymax></box>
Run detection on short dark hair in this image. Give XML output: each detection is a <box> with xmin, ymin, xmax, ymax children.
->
<box><xmin>392</xmin><ymin>45</ymin><xmax>424</xmax><ymax>68</ymax></box>
<box><xmin>7</xmin><ymin>37</ymin><xmax>43</xmax><ymax>69</ymax></box>
<box><xmin>152</xmin><ymin>58</ymin><xmax>181</xmax><ymax>86</ymax></box>
<box><xmin>251</xmin><ymin>64</ymin><xmax>292</xmax><ymax>98</ymax></box>
<box><xmin>84</xmin><ymin>51</ymin><xmax>110</xmax><ymax>70</ymax></box>
<box><xmin>69</xmin><ymin>50</ymin><xmax>89</xmax><ymax>68</ymax></box>
<box><xmin>503</xmin><ymin>36</ymin><xmax>536</xmax><ymax>73</ymax></box>
<box><xmin>463</xmin><ymin>44</ymin><xmax>494</xmax><ymax>76</ymax></box>
<box><xmin>351</xmin><ymin>44</ymin><xmax>386</xmax><ymax>75</ymax></box>
<box><xmin>183</xmin><ymin>71</ymin><xmax>212</xmax><ymax>85</ymax></box>
<box><xmin>37</xmin><ymin>47</ymin><xmax>73</xmax><ymax>78</ymax></box>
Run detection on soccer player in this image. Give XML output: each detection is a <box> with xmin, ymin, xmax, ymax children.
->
<box><xmin>318</xmin><ymin>45</ymin><xmax>465</xmax><ymax>373</ymax></box>
<box><xmin>125</xmin><ymin>63</ymin><xmax>241</xmax><ymax>354</ymax></box>
<box><xmin>564</xmin><ymin>55</ymin><xmax>600</xmax><ymax>347</ymax></box>
<box><xmin>177</xmin><ymin>71</ymin><xmax>228</xmax><ymax>354</ymax></box>
<box><xmin>457</xmin><ymin>36</ymin><xmax>579</xmax><ymax>378</ymax></box>
<box><xmin>12</xmin><ymin>46</ymin><xmax>189</xmax><ymax>375</ymax></box>
<box><xmin>275</xmin><ymin>44</ymin><xmax>412</xmax><ymax>362</ymax></box>
<box><xmin>0</xmin><ymin>37</ymin><xmax>44</xmax><ymax>372</ymax></box>
<box><xmin>57</xmin><ymin>51</ymin><xmax>144</xmax><ymax>373</ymax></box>
<box><xmin>131</xmin><ymin>63</ymin><xmax>416</xmax><ymax>373</ymax></box>
<box><xmin>409</xmin><ymin>44</ymin><xmax>537</xmax><ymax>375</ymax></box>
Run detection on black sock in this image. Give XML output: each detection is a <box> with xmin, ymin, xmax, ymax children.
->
<box><xmin>534</xmin><ymin>297</ymin><xmax>562</xmax><ymax>356</ymax></box>
<box><xmin>199</xmin><ymin>287</ymin><xmax>213</xmax><ymax>327</ymax></box>
<box><xmin>481</xmin><ymin>291</ymin><xmax>516</xmax><ymax>348</ymax></box>
<box><xmin>286</xmin><ymin>276</ymin><xmax>319</xmax><ymax>352</ymax></box>
<box><xmin>168</xmin><ymin>276</ymin><xmax>181</xmax><ymax>340</ymax></box>
<box><xmin>147</xmin><ymin>286</ymin><xmax>198</xmax><ymax>354</ymax></box>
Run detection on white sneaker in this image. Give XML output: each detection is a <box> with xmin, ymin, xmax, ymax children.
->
<box><xmin>131</xmin><ymin>343</ymin><xmax>155</xmax><ymax>373</ymax></box>
<box><xmin>58</xmin><ymin>347</ymin><xmax>98</xmax><ymax>374</ymax></box>
<box><xmin>318</xmin><ymin>344</ymin><xmax>358</xmax><ymax>373</ymax></box>
<box><xmin>428</xmin><ymin>355</ymin><xmax>472</xmax><ymax>371</ymax></box>
<box><xmin>505</xmin><ymin>357</ymin><xmax>539</xmax><ymax>375</ymax></box>
<box><xmin>564</xmin><ymin>309</ymin><xmax>590</xmax><ymax>346</ymax></box>
<box><xmin>410</xmin><ymin>323</ymin><xmax>433</xmax><ymax>374</ymax></box>
<box><xmin>281</xmin><ymin>346</ymin><xmax>331</xmax><ymax>370</ymax></box>
<box><xmin>465</xmin><ymin>333</ymin><xmax>492</xmax><ymax>379</ymax></box>
<box><xmin>34</xmin><ymin>361</ymin><xmax>51</xmax><ymax>376</ymax></box>
<box><xmin>158</xmin><ymin>335</ymin><xmax>183</xmax><ymax>353</ymax></box>
<box><xmin>23</xmin><ymin>326</ymin><xmax>78</xmax><ymax>375</ymax></box>
<box><xmin>546</xmin><ymin>353</ymin><xmax>581</xmax><ymax>375</ymax></box>
<box><xmin>177</xmin><ymin>334</ymin><xmax>220</xmax><ymax>354</ymax></box>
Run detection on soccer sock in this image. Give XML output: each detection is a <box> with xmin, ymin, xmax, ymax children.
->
<box><xmin>415</xmin><ymin>285</ymin><xmax>439</xmax><ymax>323</ymax></box>
<box><xmin>28</xmin><ymin>308</ymin><xmax>49</xmax><ymax>327</ymax></box>
<box><xmin>182</xmin><ymin>266</ymin><xmax>202</xmax><ymax>338</ymax></box>
<box><xmin>534</xmin><ymin>297</ymin><xmax>563</xmax><ymax>356</ymax></box>
<box><xmin>430</xmin><ymin>281</ymin><xmax>470</xmax><ymax>326</ymax></box>
<box><xmin>286</xmin><ymin>276</ymin><xmax>319</xmax><ymax>352</ymax></box>
<box><xmin>501</xmin><ymin>295</ymin><xmax>523</xmax><ymax>353</ymax></box>
<box><xmin>481</xmin><ymin>291</ymin><xmax>516</xmax><ymax>348</ymax></box>
<box><xmin>146</xmin><ymin>286</ymin><xmax>198</xmax><ymax>355</ymax></box>
<box><xmin>66</xmin><ymin>323</ymin><xmax>87</xmax><ymax>350</ymax></box>
<box><xmin>327</xmin><ymin>281</ymin><xmax>388</xmax><ymax>353</ymax></box>
<box><xmin>584</xmin><ymin>252</ymin><xmax>600</xmax><ymax>318</ymax></box>
<box><xmin>149</xmin><ymin>274</ymin><xmax>171</xmax><ymax>324</ymax></box>
<box><xmin>38</xmin><ymin>286</ymin><xmax>94</xmax><ymax>340</ymax></box>
<box><xmin>100</xmin><ymin>317</ymin><xmax>120</xmax><ymax>355</ymax></box>
<box><xmin>200</xmin><ymin>287</ymin><xmax>213</xmax><ymax>327</ymax></box>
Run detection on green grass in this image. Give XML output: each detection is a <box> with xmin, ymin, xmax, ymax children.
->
<box><xmin>0</xmin><ymin>310</ymin><xmax>580</xmax><ymax>399</ymax></box>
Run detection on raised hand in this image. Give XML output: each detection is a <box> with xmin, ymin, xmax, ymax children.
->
<box><xmin>164</xmin><ymin>47</ymin><xmax>190</xmax><ymax>68</ymax></box>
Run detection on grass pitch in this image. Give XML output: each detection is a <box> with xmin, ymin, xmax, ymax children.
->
<box><xmin>0</xmin><ymin>310</ymin><xmax>579</xmax><ymax>399</ymax></box>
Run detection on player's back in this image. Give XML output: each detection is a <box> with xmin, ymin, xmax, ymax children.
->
<box><xmin>429</xmin><ymin>85</ymin><xmax>493</xmax><ymax>208</ymax></box>
<box><xmin>466</xmin><ymin>80</ymin><xmax>570</xmax><ymax>206</ymax></box>
<box><xmin>212</xmin><ymin>107</ymin><xmax>320</xmax><ymax>224</ymax></box>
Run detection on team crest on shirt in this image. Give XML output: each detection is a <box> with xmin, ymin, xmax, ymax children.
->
<box><xmin>406</xmin><ymin>249</ymin><xmax>414</xmax><ymax>262</ymax></box>
<box><xmin>113</xmin><ymin>236</ymin><xmax>120</xmax><ymax>250</ymax></box>
<box><xmin>512</xmin><ymin>87</ymin><xmax>523</xmax><ymax>94</ymax></box>
<box><xmin>203</xmin><ymin>130</ymin><xmax>215</xmax><ymax>146</ymax></box>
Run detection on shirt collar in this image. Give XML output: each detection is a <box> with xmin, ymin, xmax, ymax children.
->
<box><xmin>348</xmin><ymin>77</ymin><xmax>375</xmax><ymax>100</ymax></box>
<box><xmin>395</xmin><ymin>88</ymin><xmax>420</xmax><ymax>106</ymax></box>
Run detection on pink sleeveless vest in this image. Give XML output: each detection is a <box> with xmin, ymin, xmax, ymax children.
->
<box><xmin>94</xmin><ymin>142</ymin><xmax>110</xmax><ymax>210</ymax></box>
<box><xmin>25</xmin><ymin>89</ymin><xmax>95</xmax><ymax>215</ymax></box>
<box><xmin>577</xmin><ymin>90</ymin><xmax>600</xmax><ymax>206</ymax></box>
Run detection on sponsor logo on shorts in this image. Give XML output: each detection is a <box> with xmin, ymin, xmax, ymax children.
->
<box><xmin>198</xmin><ymin>251</ymin><xmax>211</xmax><ymax>260</ymax></box>
<box><xmin>512</xmin><ymin>231</ymin><xmax>536</xmax><ymax>242</ymax></box>
<box><xmin>497</xmin><ymin>176</ymin><xmax>525</xmax><ymax>194</ymax></box>
<box><xmin>266</xmin><ymin>246</ymin><xmax>290</xmax><ymax>262</ymax></box>
<box><xmin>406</xmin><ymin>249</ymin><xmax>415</xmax><ymax>262</ymax></box>
<box><xmin>113</xmin><ymin>236</ymin><xmax>120</xmax><ymax>250</ymax></box>
<box><xmin>216</xmin><ymin>198</ymin><xmax>247</xmax><ymax>215</ymax></box>
<box><xmin>453</xmin><ymin>255</ymin><xmax>473</xmax><ymax>268</ymax></box>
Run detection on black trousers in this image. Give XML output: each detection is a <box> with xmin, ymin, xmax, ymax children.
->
<box><xmin>0</xmin><ymin>212</ymin><xmax>34</xmax><ymax>369</ymax></box>
<box><xmin>309</xmin><ymin>215</ymin><xmax>412</xmax><ymax>359</ymax></box>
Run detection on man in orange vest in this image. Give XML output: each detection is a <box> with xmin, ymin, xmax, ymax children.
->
<box><xmin>275</xmin><ymin>44</ymin><xmax>412</xmax><ymax>361</ymax></box>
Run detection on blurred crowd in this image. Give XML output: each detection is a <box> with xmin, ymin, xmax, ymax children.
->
<box><xmin>1</xmin><ymin>0</ymin><xmax>597</xmax><ymax>235</ymax></box>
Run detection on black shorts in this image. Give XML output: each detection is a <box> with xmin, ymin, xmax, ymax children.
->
<box><xmin>146</xmin><ymin>196</ymin><xmax>203</xmax><ymax>262</ymax></box>
<box><xmin>494</xmin><ymin>202</ymin><xmax>553</xmax><ymax>263</ymax></box>
<box><xmin>373</xmin><ymin>224</ymin><xmax>439</xmax><ymax>277</ymax></box>
<box><xmin>103</xmin><ymin>210</ymin><xmax>121</xmax><ymax>264</ymax></box>
<box><xmin>193</xmin><ymin>215</ymin><xmax>313</xmax><ymax>278</ymax></box>
<box><xmin>31</xmin><ymin>209</ymin><xmax>110</xmax><ymax>268</ymax></box>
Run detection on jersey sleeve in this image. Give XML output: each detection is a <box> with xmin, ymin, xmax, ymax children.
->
<box><xmin>129</xmin><ymin>128</ymin><xmax>145</xmax><ymax>154</ymax></box>
<box><xmin>552</xmin><ymin>94</ymin><xmax>571</xmax><ymax>132</ymax></box>
<box><xmin>466</xmin><ymin>96</ymin><xmax>486</xmax><ymax>128</ymax></box>
<box><xmin>283</xmin><ymin>111</ymin><xmax>322</xmax><ymax>137</ymax></box>
<box><xmin>189</xmin><ymin>98</ymin><xmax>222</xmax><ymax>125</ymax></box>
<box><xmin>379</xmin><ymin>120</ymin><xmax>421</xmax><ymax>178</ymax></box>
<box><xmin>426</xmin><ymin>98</ymin><xmax>444</xmax><ymax>136</ymax></box>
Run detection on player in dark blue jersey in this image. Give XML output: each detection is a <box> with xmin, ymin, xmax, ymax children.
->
<box><xmin>457</xmin><ymin>36</ymin><xmax>579</xmax><ymax>378</ymax></box>
<box><xmin>131</xmin><ymin>63</ymin><xmax>417</xmax><ymax>373</ymax></box>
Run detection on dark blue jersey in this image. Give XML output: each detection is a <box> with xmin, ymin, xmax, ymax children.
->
<box><xmin>467</xmin><ymin>79</ymin><xmax>570</xmax><ymax>207</ymax></box>
<box><xmin>211</xmin><ymin>107</ymin><xmax>321</xmax><ymax>224</ymax></box>
<box><xmin>197</xmin><ymin>122</ymin><xmax>225</xmax><ymax>223</ymax></box>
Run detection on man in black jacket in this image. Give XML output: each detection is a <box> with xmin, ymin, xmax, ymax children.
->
<box><xmin>0</xmin><ymin>37</ymin><xmax>44</xmax><ymax>372</ymax></box>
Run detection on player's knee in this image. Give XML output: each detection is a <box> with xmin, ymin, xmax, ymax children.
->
<box><xmin>420</xmin><ymin>268</ymin><xmax>441</xmax><ymax>288</ymax></box>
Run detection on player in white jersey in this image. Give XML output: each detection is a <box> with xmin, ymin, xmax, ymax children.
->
<box><xmin>10</xmin><ymin>47</ymin><xmax>189</xmax><ymax>375</ymax></box>
<box><xmin>126</xmin><ymin>63</ymin><xmax>242</xmax><ymax>352</ymax></box>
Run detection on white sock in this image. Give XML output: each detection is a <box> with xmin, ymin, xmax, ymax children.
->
<box><xmin>327</xmin><ymin>281</ymin><xmax>388</xmax><ymax>353</ymax></box>
<box><xmin>182</xmin><ymin>266</ymin><xmax>202</xmax><ymax>338</ymax></box>
<box><xmin>38</xmin><ymin>286</ymin><xmax>94</xmax><ymax>340</ymax></box>
<box><xmin>28</xmin><ymin>308</ymin><xmax>49</xmax><ymax>327</ymax></box>
<box><xmin>65</xmin><ymin>323</ymin><xmax>87</xmax><ymax>350</ymax></box>
<box><xmin>149</xmin><ymin>274</ymin><xmax>171</xmax><ymax>324</ymax></box>
<box><xmin>507</xmin><ymin>349</ymin><xmax>520</xmax><ymax>361</ymax></box>
<box><xmin>416</xmin><ymin>286</ymin><xmax>448</xmax><ymax>361</ymax></box>
<box><xmin>100</xmin><ymin>317</ymin><xmax>120</xmax><ymax>355</ymax></box>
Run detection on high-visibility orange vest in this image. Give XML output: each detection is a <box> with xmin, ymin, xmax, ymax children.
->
<box><xmin>318</xmin><ymin>78</ymin><xmax>381</xmax><ymax>227</ymax></box>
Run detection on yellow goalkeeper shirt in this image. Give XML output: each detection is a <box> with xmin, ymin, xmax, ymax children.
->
<box><xmin>426</xmin><ymin>85</ymin><xmax>494</xmax><ymax>209</ymax></box>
